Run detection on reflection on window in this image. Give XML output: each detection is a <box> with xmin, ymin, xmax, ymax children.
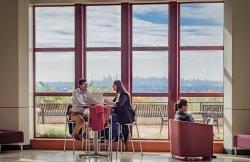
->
<box><xmin>180</xmin><ymin>51</ymin><xmax>223</xmax><ymax>93</ymax></box>
<box><xmin>133</xmin><ymin>51</ymin><xmax>168</xmax><ymax>93</ymax></box>
<box><xmin>87</xmin><ymin>52</ymin><xmax>121</xmax><ymax>92</ymax></box>
<box><xmin>86</xmin><ymin>6</ymin><xmax>121</xmax><ymax>47</ymax></box>
<box><xmin>36</xmin><ymin>7</ymin><xmax>75</xmax><ymax>47</ymax></box>
<box><xmin>180</xmin><ymin>3</ymin><xmax>223</xmax><ymax>46</ymax></box>
<box><xmin>133</xmin><ymin>4</ymin><xmax>168</xmax><ymax>47</ymax></box>
<box><xmin>35</xmin><ymin>52</ymin><xmax>75</xmax><ymax>92</ymax></box>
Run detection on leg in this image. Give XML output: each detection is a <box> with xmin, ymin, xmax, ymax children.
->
<box><xmin>160</xmin><ymin>120</ymin><xmax>163</xmax><ymax>133</ymax></box>
<box><xmin>20</xmin><ymin>144</ymin><xmax>23</xmax><ymax>151</ymax></box>
<box><xmin>112</xmin><ymin>114</ymin><xmax>119</xmax><ymax>138</ymax></box>
<box><xmin>135</xmin><ymin>123</ymin><xmax>143</xmax><ymax>156</ymax></box>
<box><xmin>64</xmin><ymin>119</ymin><xmax>68</xmax><ymax>152</ymax></box>
<box><xmin>122</xmin><ymin>125</ymin><xmax>129</xmax><ymax>145</ymax></box>
<box><xmin>128</xmin><ymin>124</ymin><xmax>134</xmax><ymax>152</ymax></box>
<box><xmin>116</xmin><ymin>123</ymin><xmax>120</xmax><ymax>157</ymax></box>
<box><xmin>70</xmin><ymin>114</ymin><xmax>85</xmax><ymax>136</ymax></box>
<box><xmin>234</xmin><ymin>147</ymin><xmax>237</xmax><ymax>156</ymax></box>
<box><xmin>216</xmin><ymin>120</ymin><xmax>220</xmax><ymax>133</ymax></box>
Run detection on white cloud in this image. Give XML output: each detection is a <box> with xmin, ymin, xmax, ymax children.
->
<box><xmin>180</xmin><ymin>51</ymin><xmax>223</xmax><ymax>81</ymax></box>
<box><xmin>36</xmin><ymin>52</ymin><xmax>75</xmax><ymax>82</ymax></box>
<box><xmin>180</xmin><ymin>3</ymin><xmax>224</xmax><ymax>25</ymax></box>
<box><xmin>86</xmin><ymin>52</ymin><xmax>121</xmax><ymax>80</ymax></box>
<box><xmin>86</xmin><ymin>6</ymin><xmax>121</xmax><ymax>47</ymax></box>
<box><xmin>133</xmin><ymin>4</ymin><xmax>168</xmax><ymax>15</ymax></box>
<box><xmin>35</xmin><ymin>4</ymin><xmax>224</xmax><ymax>82</ymax></box>
<box><xmin>36</xmin><ymin>7</ymin><xmax>75</xmax><ymax>47</ymax></box>
<box><xmin>133</xmin><ymin>51</ymin><xmax>168</xmax><ymax>78</ymax></box>
<box><xmin>181</xmin><ymin>25</ymin><xmax>223</xmax><ymax>46</ymax></box>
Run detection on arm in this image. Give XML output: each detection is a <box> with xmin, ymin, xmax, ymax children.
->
<box><xmin>115</xmin><ymin>93</ymin><xmax>128</xmax><ymax>107</ymax></box>
<box><xmin>72</xmin><ymin>91</ymin><xmax>87</xmax><ymax>105</ymax></box>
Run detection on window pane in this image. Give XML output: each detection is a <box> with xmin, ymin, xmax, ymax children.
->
<box><xmin>35</xmin><ymin>96</ymin><xmax>71</xmax><ymax>137</ymax></box>
<box><xmin>35</xmin><ymin>52</ymin><xmax>75</xmax><ymax>92</ymax></box>
<box><xmin>36</xmin><ymin>7</ymin><xmax>75</xmax><ymax>48</ymax></box>
<box><xmin>87</xmin><ymin>52</ymin><xmax>121</xmax><ymax>92</ymax></box>
<box><xmin>180</xmin><ymin>51</ymin><xmax>223</xmax><ymax>93</ymax></box>
<box><xmin>133</xmin><ymin>5</ymin><xmax>168</xmax><ymax>47</ymax></box>
<box><xmin>132</xmin><ymin>97</ymin><xmax>168</xmax><ymax>139</ymax></box>
<box><xmin>87</xmin><ymin>6</ymin><xmax>121</xmax><ymax>47</ymax></box>
<box><xmin>133</xmin><ymin>51</ymin><xmax>168</xmax><ymax>93</ymax></box>
<box><xmin>180</xmin><ymin>3</ymin><xmax>223</xmax><ymax>46</ymax></box>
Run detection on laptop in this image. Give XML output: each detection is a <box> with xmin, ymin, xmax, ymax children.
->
<box><xmin>206</xmin><ymin>118</ymin><xmax>214</xmax><ymax>125</ymax></box>
<box><xmin>86</xmin><ymin>93</ymin><xmax>103</xmax><ymax>105</ymax></box>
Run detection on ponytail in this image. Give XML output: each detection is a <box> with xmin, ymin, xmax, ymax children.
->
<box><xmin>175</xmin><ymin>103</ymin><xmax>179</xmax><ymax>111</ymax></box>
<box><xmin>175</xmin><ymin>99</ymin><xmax>188</xmax><ymax>111</ymax></box>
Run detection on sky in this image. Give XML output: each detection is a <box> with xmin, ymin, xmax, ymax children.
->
<box><xmin>35</xmin><ymin>3</ymin><xmax>224</xmax><ymax>82</ymax></box>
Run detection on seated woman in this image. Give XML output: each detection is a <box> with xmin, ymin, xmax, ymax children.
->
<box><xmin>174</xmin><ymin>99</ymin><xmax>194</xmax><ymax>122</ymax></box>
<box><xmin>104</xmin><ymin>80</ymin><xmax>135</xmax><ymax>144</ymax></box>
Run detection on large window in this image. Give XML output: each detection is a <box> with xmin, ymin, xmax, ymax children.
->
<box><xmin>132</xmin><ymin>4</ymin><xmax>169</xmax><ymax>94</ymax></box>
<box><xmin>35</xmin><ymin>6</ymin><xmax>75</xmax><ymax>137</ymax></box>
<box><xmin>132</xmin><ymin>4</ymin><xmax>169</xmax><ymax>139</ymax></box>
<box><xmin>180</xmin><ymin>3</ymin><xmax>224</xmax><ymax>140</ymax></box>
<box><xmin>180</xmin><ymin>3</ymin><xmax>223</xmax><ymax>93</ymax></box>
<box><xmin>86</xmin><ymin>5</ymin><xmax>121</xmax><ymax>92</ymax></box>
<box><xmin>34</xmin><ymin>3</ymin><xmax>224</xmax><ymax>140</ymax></box>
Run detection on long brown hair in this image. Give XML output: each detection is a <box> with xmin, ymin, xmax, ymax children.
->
<box><xmin>113</xmin><ymin>80</ymin><xmax>131</xmax><ymax>102</ymax></box>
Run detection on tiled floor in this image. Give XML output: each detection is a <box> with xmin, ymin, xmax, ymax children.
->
<box><xmin>0</xmin><ymin>150</ymin><xmax>250</xmax><ymax>162</ymax></box>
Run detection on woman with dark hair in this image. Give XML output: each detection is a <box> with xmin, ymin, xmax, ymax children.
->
<box><xmin>104</xmin><ymin>80</ymin><xmax>135</xmax><ymax>144</ymax></box>
<box><xmin>174</xmin><ymin>99</ymin><xmax>194</xmax><ymax>122</ymax></box>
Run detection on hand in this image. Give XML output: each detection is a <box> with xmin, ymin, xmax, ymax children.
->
<box><xmin>104</xmin><ymin>98</ymin><xmax>111</xmax><ymax>104</ymax></box>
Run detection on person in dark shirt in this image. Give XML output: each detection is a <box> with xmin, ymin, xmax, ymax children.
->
<box><xmin>104</xmin><ymin>80</ymin><xmax>135</xmax><ymax>144</ymax></box>
<box><xmin>174</xmin><ymin>99</ymin><xmax>194</xmax><ymax>122</ymax></box>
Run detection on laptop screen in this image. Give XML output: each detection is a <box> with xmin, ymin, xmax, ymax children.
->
<box><xmin>87</xmin><ymin>93</ymin><xmax>103</xmax><ymax>105</ymax></box>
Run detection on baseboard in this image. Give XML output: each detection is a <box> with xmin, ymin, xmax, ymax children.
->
<box><xmin>30</xmin><ymin>138</ymin><xmax>224</xmax><ymax>153</ymax></box>
<box><xmin>0</xmin><ymin>144</ymin><xmax>31</xmax><ymax>152</ymax></box>
<box><xmin>224</xmin><ymin>148</ymin><xmax>250</xmax><ymax>155</ymax></box>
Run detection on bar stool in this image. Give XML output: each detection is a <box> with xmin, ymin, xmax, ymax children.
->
<box><xmin>63</xmin><ymin>114</ymin><xmax>77</xmax><ymax>154</ymax></box>
<box><xmin>116</xmin><ymin>106</ymin><xmax>143</xmax><ymax>156</ymax></box>
<box><xmin>63</xmin><ymin>104</ymin><xmax>87</xmax><ymax>155</ymax></box>
<box><xmin>116</xmin><ymin>121</ymin><xmax>143</xmax><ymax>156</ymax></box>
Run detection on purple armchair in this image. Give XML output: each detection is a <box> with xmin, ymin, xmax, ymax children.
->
<box><xmin>0</xmin><ymin>130</ymin><xmax>24</xmax><ymax>152</ymax></box>
<box><xmin>169</xmin><ymin>119</ymin><xmax>213</xmax><ymax>158</ymax></box>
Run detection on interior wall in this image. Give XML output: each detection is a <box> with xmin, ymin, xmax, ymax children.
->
<box><xmin>224</xmin><ymin>0</ymin><xmax>250</xmax><ymax>150</ymax></box>
<box><xmin>0</xmin><ymin>0</ymin><xmax>32</xmax><ymax>145</ymax></box>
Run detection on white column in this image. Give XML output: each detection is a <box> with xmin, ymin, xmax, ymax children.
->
<box><xmin>0</xmin><ymin>0</ymin><xmax>33</xmax><ymax>145</ymax></box>
<box><xmin>224</xmin><ymin>0</ymin><xmax>250</xmax><ymax>152</ymax></box>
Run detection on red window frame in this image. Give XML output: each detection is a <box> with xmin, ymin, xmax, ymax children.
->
<box><xmin>33</xmin><ymin>1</ymin><xmax>224</xmax><ymax>139</ymax></box>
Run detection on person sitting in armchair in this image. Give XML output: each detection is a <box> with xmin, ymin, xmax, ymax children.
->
<box><xmin>174</xmin><ymin>99</ymin><xmax>194</xmax><ymax>122</ymax></box>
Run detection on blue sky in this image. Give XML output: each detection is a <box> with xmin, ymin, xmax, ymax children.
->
<box><xmin>35</xmin><ymin>3</ymin><xmax>223</xmax><ymax>82</ymax></box>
